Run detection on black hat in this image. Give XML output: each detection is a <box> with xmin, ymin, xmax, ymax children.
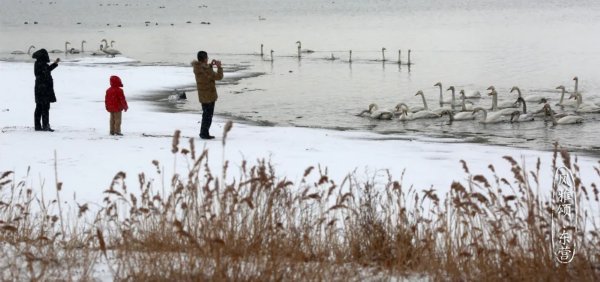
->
<box><xmin>32</xmin><ymin>48</ymin><xmax>50</xmax><ymax>63</ymax></box>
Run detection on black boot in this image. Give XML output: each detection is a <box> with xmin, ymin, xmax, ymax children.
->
<box><xmin>199</xmin><ymin>133</ymin><xmax>215</xmax><ymax>140</ymax></box>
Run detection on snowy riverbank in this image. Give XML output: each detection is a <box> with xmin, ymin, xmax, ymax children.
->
<box><xmin>0</xmin><ymin>59</ymin><xmax>597</xmax><ymax>204</ymax></box>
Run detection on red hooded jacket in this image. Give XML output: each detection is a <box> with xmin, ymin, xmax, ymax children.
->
<box><xmin>105</xmin><ymin>75</ymin><xmax>128</xmax><ymax>112</ymax></box>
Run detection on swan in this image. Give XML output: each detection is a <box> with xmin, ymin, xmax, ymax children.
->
<box><xmin>358</xmin><ymin>103</ymin><xmax>394</xmax><ymax>120</ymax></box>
<box><xmin>472</xmin><ymin>107</ymin><xmax>506</xmax><ymax>124</ymax></box>
<box><xmin>510</xmin><ymin>86</ymin><xmax>546</xmax><ymax>103</ymax></box>
<box><xmin>260</xmin><ymin>44</ymin><xmax>264</xmax><ymax>56</ymax></box>
<box><xmin>394</xmin><ymin>93</ymin><xmax>427</xmax><ymax>114</ymax></box>
<box><xmin>394</xmin><ymin>104</ymin><xmax>414</xmax><ymax>121</ymax></box>
<box><xmin>535</xmin><ymin>98</ymin><xmax>567</xmax><ymax>118</ymax></box>
<box><xmin>68</xmin><ymin>40</ymin><xmax>87</xmax><ymax>54</ymax></box>
<box><xmin>11</xmin><ymin>45</ymin><xmax>35</xmax><ymax>55</ymax></box>
<box><xmin>397</xmin><ymin>49</ymin><xmax>401</xmax><ymax>64</ymax></box>
<box><xmin>381</xmin><ymin>47</ymin><xmax>386</xmax><ymax>62</ymax></box>
<box><xmin>408</xmin><ymin>91</ymin><xmax>440</xmax><ymax>119</ymax></box>
<box><xmin>64</xmin><ymin>41</ymin><xmax>71</xmax><ymax>54</ymax></box>
<box><xmin>441</xmin><ymin>109</ymin><xmax>475</xmax><ymax>122</ymax></box>
<box><xmin>263</xmin><ymin>50</ymin><xmax>274</xmax><ymax>61</ymax></box>
<box><xmin>555</xmin><ymin>85</ymin><xmax>577</xmax><ymax>107</ymax></box>
<box><xmin>509</xmin><ymin>97</ymin><xmax>535</xmax><ymax>122</ymax></box>
<box><xmin>408</xmin><ymin>90</ymin><xmax>429</xmax><ymax>112</ymax></box>
<box><xmin>571</xmin><ymin>77</ymin><xmax>599</xmax><ymax>110</ymax></box>
<box><xmin>407</xmin><ymin>49</ymin><xmax>412</xmax><ymax>65</ymax></box>
<box><xmin>445</xmin><ymin>86</ymin><xmax>463</xmax><ymax>108</ymax></box>
<box><xmin>101</xmin><ymin>39</ymin><xmax>121</xmax><ymax>57</ymax></box>
<box><xmin>295</xmin><ymin>41</ymin><xmax>314</xmax><ymax>56</ymax></box>
<box><xmin>570</xmin><ymin>93</ymin><xmax>600</xmax><ymax>113</ymax></box>
<box><xmin>543</xmin><ymin>104</ymin><xmax>584</xmax><ymax>125</ymax></box>
<box><xmin>488</xmin><ymin>87</ymin><xmax>518</xmax><ymax>112</ymax></box>
<box><xmin>458</xmin><ymin>90</ymin><xmax>474</xmax><ymax>111</ymax></box>
<box><xmin>433</xmin><ymin>83</ymin><xmax>460</xmax><ymax>107</ymax></box>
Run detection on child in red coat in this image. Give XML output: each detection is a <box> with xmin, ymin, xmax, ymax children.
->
<box><xmin>105</xmin><ymin>75</ymin><xmax>128</xmax><ymax>136</ymax></box>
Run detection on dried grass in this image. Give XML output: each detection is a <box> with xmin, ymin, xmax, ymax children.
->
<box><xmin>0</xmin><ymin>125</ymin><xmax>599</xmax><ymax>281</ymax></box>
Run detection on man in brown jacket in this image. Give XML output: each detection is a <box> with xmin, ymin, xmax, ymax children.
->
<box><xmin>192</xmin><ymin>51</ymin><xmax>223</xmax><ymax>139</ymax></box>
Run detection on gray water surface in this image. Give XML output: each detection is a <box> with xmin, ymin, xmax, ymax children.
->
<box><xmin>2</xmin><ymin>0</ymin><xmax>600</xmax><ymax>155</ymax></box>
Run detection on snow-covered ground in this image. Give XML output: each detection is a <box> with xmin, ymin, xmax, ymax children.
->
<box><xmin>0</xmin><ymin>58</ymin><xmax>597</xmax><ymax>204</ymax></box>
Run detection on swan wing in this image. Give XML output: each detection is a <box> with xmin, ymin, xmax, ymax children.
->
<box><xmin>413</xmin><ymin>110</ymin><xmax>440</xmax><ymax>119</ymax></box>
<box><xmin>454</xmin><ymin>112</ymin><xmax>476</xmax><ymax>120</ymax></box>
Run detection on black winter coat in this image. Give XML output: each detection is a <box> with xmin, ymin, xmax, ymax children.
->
<box><xmin>32</xmin><ymin>49</ymin><xmax>57</xmax><ymax>104</ymax></box>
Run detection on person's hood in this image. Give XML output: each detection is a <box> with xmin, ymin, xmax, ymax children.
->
<box><xmin>32</xmin><ymin>48</ymin><xmax>49</xmax><ymax>63</ymax></box>
<box><xmin>110</xmin><ymin>75</ymin><xmax>123</xmax><ymax>87</ymax></box>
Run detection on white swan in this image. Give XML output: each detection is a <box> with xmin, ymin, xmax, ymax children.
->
<box><xmin>101</xmin><ymin>39</ymin><xmax>121</xmax><ymax>57</ymax></box>
<box><xmin>409</xmin><ymin>91</ymin><xmax>440</xmax><ymax>119</ymax></box>
<box><xmin>570</xmin><ymin>93</ymin><xmax>600</xmax><ymax>113</ymax></box>
<box><xmin>510</xmin><ymin>86</ymin><xmax>546</xmax><ymax>103</ymax></box>
<box><xmin>543</xmin><ymin>104</ymin><xmax>584</xmax><ymax>125</ymax></box>
<box><xmin>441</xmin><ymin>109</ymin><xmax>475</xmax><ymax>122</ymax></box>
<box><xmin>263</xmin><ymin>50</ymin><xmax>275</xmax><ymax>61</ymax></box>
<box><xmin>510</xmin><ymin>97</ymin><xmax>535</xmax><ymax>122</ymax></box>
<box><xmin>445</xmin><ymin>86</ymin><xmax>463</xmax><ymax>107</ymax></box>
<box><xmin>11</xmin><ymin>45</ymin><xmax>35</xmax><ymax>55</ymax></box>
<box><xmin>67</xmin><ymin>40</ymin><xmax>87</xmax><ymax>54</ymax></box>
<box><xmin>434</xmin><ymin>82</ymin><xmax>458</xmax><ymax>107</ymax></box>
<box><xmin>472</xmin><ymin>107</ymin><xmax>506</xmax><ymax>124</ymax></box>
<box><xmin>458</xmin><ymin>90</ymin><xmax>474</xmax><ymax>111</ymax></box>
<box><xmin>488</xmin><ymin>87</ymin><xmax>518</xmax><ymax>112</ymax></box>
<box><xmin>358</xmin><ymin>103</ymin><xmax>394</xmax><ymax>120</ymax></box>
<box><xmin>295</xmin><ymin>41</ymin><xmax>314</xmax><ymax>57</ymax></box>
<box><xmin>555</xmin><ymin>85</ymin><xmax>577</xmax><ymax>107</ymax></box>
<box><xmin>64</xmin><ymin>41</ymin><xmax>71</xmax><ymax>54</ymax></box>
<box><xmin>381</xmin><ymin>47</ymin><xmax>387</xmax><ymax>62</ymax></box>
<box><xmin>407</xmin><ymin>90</ymin><xmax>429</xmax><ymax>112</ymax></box>
<box><xmin>394</xmin><ymin>104</ymin><xmax>414</xmax><ymax>121</ymax></box>
<box><xmin>394</xmin><ymin>91</ymin><xmax>428</xmax><ymax>114</ymax></box>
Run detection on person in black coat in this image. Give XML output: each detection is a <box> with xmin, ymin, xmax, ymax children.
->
<box><xmin>31</xmin><ymin>49</ymin><xmax>60</xmax><ymax>131</ymax></box>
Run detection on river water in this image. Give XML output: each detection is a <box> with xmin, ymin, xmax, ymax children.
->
<box><xmin>2</xmin><ymin>0</ymin><xmax>600</xmax><ymax>155</ymax></box>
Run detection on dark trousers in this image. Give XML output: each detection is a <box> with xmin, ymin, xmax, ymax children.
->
<box><xmin>200</xmin><ymin>102</ymin><xmax>215</xmax><ymax>137</ymax></box>
<box><xmin>34</xmin><ymin>102</ymin><xmax>50</xmax><ymax>130</ymax></box>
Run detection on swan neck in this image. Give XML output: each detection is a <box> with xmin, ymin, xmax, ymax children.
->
<box><xmin>491</xmin><ymin>92</ymin><xmax>498</xmax><ymax>111</ymax></box>
<box><xmin>438</xmin><ymin>86</ymin><xmax>443</xmax><ymax>107</ymax></box>
<box><xmin>450</xmin><ymin>89</ymin><xmax>456</xmax><ymax>110</ymax></box>
<box><xmin>420</xmin><ymin>94</ymin><xmax>428</xmax><ymax>110</ymax></box>
<box><xmin>559</xmin><ymin>89</ymin><xmax>565</xmax><ymax>103</ymax></box>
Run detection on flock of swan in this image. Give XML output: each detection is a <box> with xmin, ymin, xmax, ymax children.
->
<box><xmin>259</xmin><ymin>41</ymin><xmax>413</xmax><ymax>64</ymax></box>
<box><xmin>10</xmin><ymin>39</ymin><xmax>121</xmax><ymax>57</ymax></box>
<box><xmin>359</xmin><ymin>77</ymin><xmax>598</xmax><ymax>126</ymax></box>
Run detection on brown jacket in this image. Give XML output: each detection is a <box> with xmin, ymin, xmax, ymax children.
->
<box><xmin>192</xmin><ymin>60</ymin><xmax>224</xmax><ymax>104</ymax></box>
